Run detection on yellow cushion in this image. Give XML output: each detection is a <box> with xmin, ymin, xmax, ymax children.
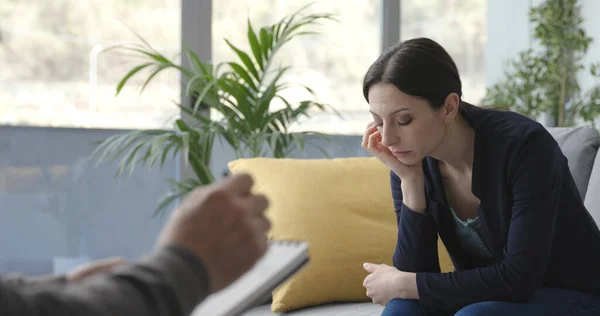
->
<box><xmin>228</xmin><ymin>157</ymin><xmax>453</xmax><ymax>312</ymax></box>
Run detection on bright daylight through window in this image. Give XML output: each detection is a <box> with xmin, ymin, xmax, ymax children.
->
<box><xmin>0</xmin><ymin>0</ymin><xmax>181</xmax><ymax>129</ymax></box>
<box><xmin>0</xmin><ymin>0</ymin><xmax>486</xmax><ymax>134</ymax></box>
<box><xmin>213</xmin><ymin>0</ymin><xmax>381</xmax><ymax>135</ymax></box>
<box><xmin>401</xmin><ymin>0</ymin><xmax>487</xmax><ymax>104</ymax></box>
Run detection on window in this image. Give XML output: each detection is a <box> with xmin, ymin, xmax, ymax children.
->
<box><xmin>212</xmin><ymin>0</ymin><xmax>381</xmax><ymax>135</ymax></box>
<box><xmin>0</xmin><ymin>0</ymin><xmax>181</xmax><ymax>129</ymax></box>
<box><xmin>401</xmin><ymin>0</ymin><xmax>487</xmax><ymax>104</ymax></box>
<box><xmin>0</xmin><ymin>0</ymin><xmax>180</xmax><ymax>277</ymax></box>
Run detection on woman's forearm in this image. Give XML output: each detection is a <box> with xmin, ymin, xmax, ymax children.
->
<box><xmin>397</xmin><ymin>272</ymin><xmax>420</xmax><ymax>300</ymax></box>
<box><xmin>401</xmin><ymin>179</ymin><xmax>427</xmax><ymax>213</ymax></box>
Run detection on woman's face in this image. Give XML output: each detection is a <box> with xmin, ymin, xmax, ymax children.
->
<box><xmin>367</xmin><ymin>83</ymin><xmax>449</xmax><ymax>165</ymax></box>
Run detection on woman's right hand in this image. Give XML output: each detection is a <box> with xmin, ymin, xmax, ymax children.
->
<box><xmin>361</xmin><ymin>122</ymin><xmax>426</xmax><ymax>212</ymax></box>
<box><xmin>361</xmin><ymin>122</ymin><xmax>424</xmax><ymax>183</ymax></box>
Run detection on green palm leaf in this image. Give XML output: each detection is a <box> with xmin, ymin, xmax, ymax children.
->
<box><xmin>225</xmin><ymin>39</ymin><xmax>260</xmax><ymax>81</ymax></box>
<box><xmin>228</xmin><ymin>62</ymin><xmax>258</xmax><ymax>92</ymax></box>
<box><xmin>96</xmin><ymin>6</ymin><xmax>338</xmax><ymax>217</ymax></box>
<box><xmin>247</xmin><ymin>19</ymin><xmax>264</xmax><ymax>71</ymax></box>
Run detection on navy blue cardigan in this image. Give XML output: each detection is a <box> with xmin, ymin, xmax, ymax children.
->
<box><xmin>390</xmin><ymin>105</ymin><xmax>600</xmax><ymax>315</ymax></box>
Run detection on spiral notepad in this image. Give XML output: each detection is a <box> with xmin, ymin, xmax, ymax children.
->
<box><xmin>191</xmin><ymin>240</ymin><xmax>310</xmax><ymax>316</ymax></box>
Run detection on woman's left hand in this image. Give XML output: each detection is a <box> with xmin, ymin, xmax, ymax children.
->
<box><xmin>362</xmin><ymin>262</ymin><xmax>406</xmax><ymax>305</ymax></box>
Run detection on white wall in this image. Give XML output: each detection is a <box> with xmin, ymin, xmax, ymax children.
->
<box><xmin>485</xmin><ymin>0</ymin><xmax>533</xmax><ymax>87</ymax></box>
<box><xmin>579</xmin><ymin>0</ymin><xmax>600</xmax><ymax>93</ymax></box>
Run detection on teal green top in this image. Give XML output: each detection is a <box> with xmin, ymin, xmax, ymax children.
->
<box><xmin>449</xmin><ymin>207</ymin><xmax>494</xmax><ymax>258</ymax></box>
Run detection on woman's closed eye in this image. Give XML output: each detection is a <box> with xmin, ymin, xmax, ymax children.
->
<box><xmin>375</xmin><ymin>119</ymin><xmax>411</xmax><ymax>128</ymax></box>
<box><xmin>397</xmin><ymin>118</ymin><xmax>412</xmax><ymax>126</ymax></box>
<box><xmin>394</xmin><ymin>113</ymin><xmax>413</xmax><ymax>126</ymax></box>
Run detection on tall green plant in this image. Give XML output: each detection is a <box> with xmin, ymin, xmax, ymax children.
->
<box><xmin>92</xmin><ymin>6</ymin><xmax>337</xmax><ymax>216</ymax></box>
<box><xmin>482</xmin><ymin>0</ymin><xmax>600</xmax><ymax>127</ymax></box>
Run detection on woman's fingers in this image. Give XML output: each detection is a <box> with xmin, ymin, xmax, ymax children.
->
<box><xmin>360</xmin><ymin>122</ymin><xmax>424</xmax><ymax>181</ymax></box>
<box><xmin>367</xmin><ymin>130</ymin><xmax>382</xmax><ymax>154</ymax></box>
<box><xmin>362</xmin><ymin>122</ymin><xmax>388</xmax><ymax>165</ymax></box>
<box><xmin>362</xmin><ymin>123</ymin><xmax>378</xmax><ymax>149</ymax></box>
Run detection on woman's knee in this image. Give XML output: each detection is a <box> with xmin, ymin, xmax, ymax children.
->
<box><xmin>455</xmin><ymin>301</ymin><xmax>502</xmax><ymax>316</ymax></box>
<box><xmin>382</xmin><ymin>299</ymin><xmax>422</xmax><ymax>316</ymax></box>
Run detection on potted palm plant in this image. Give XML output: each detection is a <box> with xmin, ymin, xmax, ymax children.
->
<box><xmin>92</xmin><ymin>6</ymin><xmax>337</xmax><ymax>216</ymax></box>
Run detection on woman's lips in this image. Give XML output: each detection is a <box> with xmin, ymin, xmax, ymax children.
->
<box><xmin>392</xmin><ymin>151</ymin><xmax>411</xmax><ymax>158</ymax></box>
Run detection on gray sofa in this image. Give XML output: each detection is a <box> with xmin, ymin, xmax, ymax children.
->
<box><xmin>240</xmin><ymin>125</ymin><xmax>600</xmax><ymax>316</ymax></box>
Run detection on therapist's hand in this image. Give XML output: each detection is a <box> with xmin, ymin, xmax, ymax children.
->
<box><xmin>157</xmin><ymin>173</ymin><xmax>271</xmax><ymax>293</ymax></box>
<box><xmin>67</xmin><ymin>257</ymin><xmax>128</xmax><ymax>283</ymax></box>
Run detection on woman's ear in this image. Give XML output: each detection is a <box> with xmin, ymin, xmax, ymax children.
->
<box><xmin>441</xmin><ymin>93</ymin><xmax>460</xmax><ymax>123</ymax></box>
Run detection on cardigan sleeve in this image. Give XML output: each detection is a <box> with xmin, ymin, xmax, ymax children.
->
<box><xmin>415</xmin><ymin>129</ymin><xmax>563</xmax><ymax>315</ymax></box>
<box><xmin>390</xmin><ymin>171</ymin><xmax>441</xmax><ymax>273</ymax></box>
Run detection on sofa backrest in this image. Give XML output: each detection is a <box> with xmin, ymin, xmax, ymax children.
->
<box><xmin>547</xmin><ymin>126</ymin><xmax>600</xmax><ymax>226</ymax></box>
<box><xmin>547</xmin><ymin>126</ymin><xmax>600</xmax><ymax>200</ymax></box>
<box><xmin>298</xmin><ymin>126</ymin><xmax>600</xmax><ymax>227</ymax></box>
<box><xmin>585</xmin><ymin>152</ymin><xmax>600</xmax><ymax>225</ymax></box>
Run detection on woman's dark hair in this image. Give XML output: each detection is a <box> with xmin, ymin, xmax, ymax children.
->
<box><xmin>363</xmin><ymin>37</ymin><xmax>473</xmax><ymax>109</ymax></box>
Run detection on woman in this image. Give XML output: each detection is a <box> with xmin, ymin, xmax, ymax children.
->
<box><xmin>360</xmin><ymin>37</ymin><xmax>600</xmax><ymax>316</ymax></box>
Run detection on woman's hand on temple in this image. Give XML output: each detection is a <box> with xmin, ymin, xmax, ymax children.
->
<box><xmin>362</xmin><ymin>122</ymin><xmax>427</xmax><ymax>212</ymax></box>
<box><xmin>361</xmin><ymin>122</ymin><xmax>423</xmax><ymax>183</ymax></box>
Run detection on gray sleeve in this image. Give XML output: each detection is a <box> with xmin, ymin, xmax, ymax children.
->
<box><xmin>0</xmin><ymin>245</ymin><xmax>211</xmax><ymax>316</ymax></box>
<box><xmin>2</xmin><ymin>274</ymin><xmax>68</xmax><ymax>287</ymax></box>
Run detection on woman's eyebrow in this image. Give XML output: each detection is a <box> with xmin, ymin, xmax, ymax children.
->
<box><xmin>369</xmin><ymin>108</ymin><xmax>410</xmax><ymax>117</ymax></box>
<box><xmin>369</xmin><ymin>111</ymin><xmax>381</xmax><ymax>117</ymax></box>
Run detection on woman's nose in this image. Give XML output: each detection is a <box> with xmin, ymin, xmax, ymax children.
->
<box><xmin>379</xmin><ymin>125</ymin><xmax>396</xmax><ymax>147</ymax></box>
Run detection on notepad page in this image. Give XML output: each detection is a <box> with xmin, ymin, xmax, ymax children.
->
<box><xmin>192</xmin><ymin>241</ymin><xmax>309</xmax><ymax>316</ymax></box>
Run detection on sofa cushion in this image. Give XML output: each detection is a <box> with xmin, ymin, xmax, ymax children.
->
<box><xmin>242</xmin><ymin>302</ymin><xmax>384</xmax><ymax>316</ymax></box>
<box><xmin>547</xmin><ymin>126</ymin><xmax>600</xmax><ymax>200</ymax></box>
<box><xmin>585</xmin><ymin>147</ymin><xmax>600</xmax><ymax>226</ymax></box>
<box><xmin>228</xmin><ymin>157</ymin><xmax>453</xmax><ymax>313</ymax></box>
